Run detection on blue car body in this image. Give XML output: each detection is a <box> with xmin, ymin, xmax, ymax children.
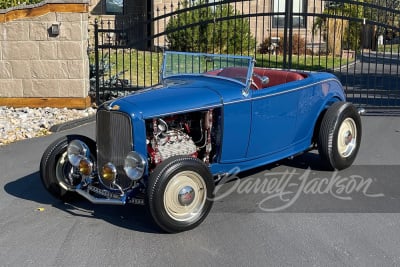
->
<box><xmin>104</xmin><ymin>55</ymin><xmax>345</xmax><ymax>177</ymax></box>
<box><xmin>41</xmin><ymin>51</ymin><xmax>359</xmax><ymax>232</ymax></box>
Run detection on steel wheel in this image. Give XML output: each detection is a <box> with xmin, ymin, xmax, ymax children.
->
<box><xmin>147</xmin><ymin>156</ymin><xmax>214</xmax><ymax>233</ymax></box>
<box><xmin>163</xmin><ymin>170</ymin><xmax>207</xmax><ymax>222</ymax></box>
<box><xmin>337</xmin><ymin>118</ymin><xmax>357</xmax><ymax>158</ymax></box>
<box><xmin>317</xmin><ymin>102</ymin><xmax>362</xmax><ymax>170</ymax></box>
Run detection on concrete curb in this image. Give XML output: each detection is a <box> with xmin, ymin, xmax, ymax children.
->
<box><xmin>49</xmin><ymin>115</ymin><xmax>96</xmax><ymax>132</ymax></box>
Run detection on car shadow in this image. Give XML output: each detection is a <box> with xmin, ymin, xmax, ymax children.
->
<box><xmin>5</xmin><ymin>153</ymin><xmax>400</xmax><ymax>226</ymax></box>
<box><xmin>3</xmin><ymin>172</ymin><xmax>161</xmax><ymax>234</ymax></box>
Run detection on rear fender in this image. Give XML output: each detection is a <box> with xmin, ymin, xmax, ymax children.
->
<box><xmin>311</xmin><ymin>97</ymin><xmax>343</xmax><ymax>144</ymax></box>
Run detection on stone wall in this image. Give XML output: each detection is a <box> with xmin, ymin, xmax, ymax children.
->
<box><xmin>0</xmin><ymin>0</ymin><xmax>90</xmax><ymax>109</ymax></box>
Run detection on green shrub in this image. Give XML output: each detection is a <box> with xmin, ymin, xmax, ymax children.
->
<box><xmin>166</xmin><ymin>1</ymin><xmax>256</xmax><ymax>54</ymax></box>
<box><xmin>0</xmin><ymin>0</ymin><xmax>43</xmax><ymax>9</ymax></box>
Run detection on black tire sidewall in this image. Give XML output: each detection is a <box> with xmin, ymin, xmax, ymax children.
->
<box><xmin>147</xmin><ymin>156</ymin><xmax>215</xmax><ymax>233</ymax></box>
<box><xmin>41</xmin><ymin>138</ymin><xmax>70</xmax><ymax>198</ymax></box>
<box><xmin>40</xmin><ymin>135</ymin><xmax>96</xmax><ymax>200</ymax></box>
<box><xmin>319</xmin><ymin>102</ymin><xmax>362</xmax><ymax>170</ymax></box>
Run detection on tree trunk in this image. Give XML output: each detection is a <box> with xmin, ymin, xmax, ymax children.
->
<box><xmin>327</xmin><ymin>19</ymin><xmax>349</xmax><ymax>56</ymax></box>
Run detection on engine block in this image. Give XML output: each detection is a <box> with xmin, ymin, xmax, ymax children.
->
<box><xmin>157</xmin><ymin>131</ymin><xmax>197</xmax><ymax>161</ymax></box>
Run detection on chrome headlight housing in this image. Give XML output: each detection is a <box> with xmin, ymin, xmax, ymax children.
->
<box><xmin>78</xmin><ymin>158</ymin><xmax>93</xmax><ymax>176</ymax></box>
<box><xmin>124</xmin><ymin>151</ymin><xmax>146</xmax><ymax>181</ymax></box>
<box><xmin>101</xmin><ymin>162</ymin><xmax>117</xmax><ymax>183</ymax></box>
<box><xmin>67</xmin><ymin>140</ymin><xmax>90</xmax><ymax>167</ymax></box>
<box><xmin>67</xmin><ymin>140</ymin><xmax>93</xmax><ymax>177</ymax></box>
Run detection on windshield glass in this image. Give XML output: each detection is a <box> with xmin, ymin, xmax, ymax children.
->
<box><xmin>162</xmin><ymin>51</ymin><xmax>254</xmax><ymax>86</ymax></box>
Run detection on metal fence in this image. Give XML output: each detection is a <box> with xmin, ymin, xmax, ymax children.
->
<box><xmin>92</xmin><ymin>0</ymin><xmax>400</xmax><ymax>110</ymax></box>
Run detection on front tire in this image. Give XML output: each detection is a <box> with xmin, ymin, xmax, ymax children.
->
<box><xmin>39</xmin><ymin>135</ymin><xmax>96</xmax><ymax>201</ymax></box>
<box><xmin>147</xmin><ymin>156</ymin><xmax>215</xmax><ymax>233</ymax></box>
<box><xmin>317</xmin><ymin>102</ymin><xmax>362</xmax><ymax>170</ymax></box>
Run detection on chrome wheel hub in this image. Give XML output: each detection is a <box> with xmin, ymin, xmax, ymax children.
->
<box><xmin>178</xmin><ymin>186</ymin><xmax>195</xmax><ymax>206</ymax></box>
<box><xmin>337</xmin><ymin>118</ymin><xmax>357</xmax><ymax>158</ymax></box>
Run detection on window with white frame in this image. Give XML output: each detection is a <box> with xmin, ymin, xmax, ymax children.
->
<box><xmin>272</xmin><ymin>0</ymin><xmax>306</xmax><ymax>28</ymax></box>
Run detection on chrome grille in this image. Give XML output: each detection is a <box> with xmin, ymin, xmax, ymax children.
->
<box><xmin>96</xmin><ymin>110</ymin><xmax>133</xmax><ymax>190</ymax></box>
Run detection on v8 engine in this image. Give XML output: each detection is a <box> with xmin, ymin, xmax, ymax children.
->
<box><xmin>146</xmin><ymin>109</ymin><xmax>218</xmax><ymax>168</ymax></box>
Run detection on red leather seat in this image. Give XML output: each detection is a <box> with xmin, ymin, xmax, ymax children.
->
<box><xmin>217</xmin><ymin>67</ymin><xmax>262</xmax><ymax>89</ymax></box>
<box><xmin>253</xmin><ymin>68</ymin><xmax>306</xmax><ymax>88</ymax></box>
<box><xmin>207</xmin><ymin>67</ymin><xmax>306</xmax><ymax>90</ymax></box>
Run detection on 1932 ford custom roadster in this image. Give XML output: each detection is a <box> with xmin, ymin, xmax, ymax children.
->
<box><xmin>40</xmin><ymin>51</ymin><xmax>362</xmax><ymax>233</ymax></box>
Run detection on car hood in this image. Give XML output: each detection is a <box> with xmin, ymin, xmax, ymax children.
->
<box><xmin>110</xmin><ymin>78</ymin><xmax>224</xmax><ymax>118</ymax></box>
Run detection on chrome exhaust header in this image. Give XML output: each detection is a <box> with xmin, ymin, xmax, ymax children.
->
<box><xmin>358</xmin><ymin>108</ymin><xmax>366</xmax><ymax>115</ymax></box>
<box><xmin>74</xmin><ymin>186</ymin><xmax>127</xmax><ymax>205</ymax></box>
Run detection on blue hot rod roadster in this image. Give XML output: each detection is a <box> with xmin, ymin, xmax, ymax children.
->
<box><xmin>40</xmin><ymin>51</ymin><xmax>362</xmax><ymax>233</ymax></box>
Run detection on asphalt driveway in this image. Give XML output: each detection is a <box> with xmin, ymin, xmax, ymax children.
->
<box><xmin>0</xmin><ymin>115</ymin><xmax>400</xmax><ymax>266</ymax></box>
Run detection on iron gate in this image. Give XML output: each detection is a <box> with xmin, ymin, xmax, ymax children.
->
<box><xmin>92</xmin><ymin>0</ymin><xmax>400</xmax><ymax>111</ymax></box>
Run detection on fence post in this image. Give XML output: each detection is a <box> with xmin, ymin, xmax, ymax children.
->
<box><xmin>94</xmin><ymin>19</ymin><xmax>100</xmax><ymax>105</ymax></box>
<box><xmin>283</xmin><ymin>0</ymin><xmax>293</xmax><ymax>69</ymax></box>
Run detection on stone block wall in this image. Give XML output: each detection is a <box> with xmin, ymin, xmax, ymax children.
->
<box><xmin>0</xmin><ymin>0</ymin><xmax>90</xmax><ymax>108</ymax></box>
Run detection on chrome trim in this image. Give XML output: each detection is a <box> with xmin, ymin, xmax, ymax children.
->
<box><xmin>178</xmin><ymin>186</ymin><xmax>195</xmax><ymax>206</ymax></box>
<box><xmin>358</xmin><ymin>108</ymin><xmax>366</xmax><ymax>115</ymax></box>
<box><xmin>224</xmin><ymin>78</ymin><xmax>341</xmax><ymax>105</ymax></box>
<box><xmin>101</xmin><ymin>162</ymin><xmax>117</xmax><ymax>183</ymax></box>
<box><xmin>251</xmin><ymin>78</ymin><xmax>340</xmax><ymax>101</ymax></box>
<box><xmin>124</xmin><ymin>151</ymin><xmax>146</xmax><ymax>181</ymax></box>
<box><xmin>242</xmin><ymin>59</ymin><xmax>256</xmax><ymax>97</ymax></box>
<box><xmin>67</xmin><ymin>140</ymin><xmax>90</xmax><ymax>167</ymax></box>
<box><xmin>75</xmin><ymin>188</ymin><xmax>126</xmax><ymax>205</ymax></box>
<box><xmin>161</xmin><ymin>52</ymin><xmax>167</xmax><ymax>83</ymax></box>
<box><xmin>165</xmin><ymin>73</ymin><xmax>246</xmax><ymax>87</ymax></box>
<box><xmin>242</xmin><ymin>88</ymin><xmax>250</xmax><ymax>97</ymax></box>
<box><xmin>146</xmin><ymin>104</ymin><xmax>222</xmax><ymax>118</ymax></box>
<box><xmin>162</xmin><ymin>51</ymin><xmax>253</xmax><ymax>84</ymax></box>
<box><xmin>96</xmin><ymin>110</ymin><xmax>134</xmax><ymax>190</ymax></box>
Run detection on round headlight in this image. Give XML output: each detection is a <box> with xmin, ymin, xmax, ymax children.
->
<box><xmin>101</xmin><ymin>162</ymin><xmax>117</xmax><ymax>183</ymax></box>
<box><xmin>124</xmin><ymin>151</ymin><xmax>146</xmax><ymax>181</ymax></box>
<box><xmin>79</xmin><ymin>158</ymin><xmax>93</xmax><ymax>176</ymax></box>
<box><xmin>67</xmin><ymin>140</ymin><xmax>90</xmax><ymax>167</ymax></box>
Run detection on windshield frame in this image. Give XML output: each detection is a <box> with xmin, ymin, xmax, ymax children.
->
<box><xmin>161</xmin><ymin>51</ymin><xmax>254</xmax><ymax>94</ymax></box>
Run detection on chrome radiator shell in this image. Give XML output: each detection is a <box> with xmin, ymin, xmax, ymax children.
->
<box><xmin>96</xmin><ymin>110</ymin><xmax>134</xmax><ymax>190</ymax></box>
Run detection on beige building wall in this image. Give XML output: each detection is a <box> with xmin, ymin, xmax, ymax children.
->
<box><xmin>0</xmin><ymin>0</ymin><xmax>91</xmax><ymax>108</ymax></box>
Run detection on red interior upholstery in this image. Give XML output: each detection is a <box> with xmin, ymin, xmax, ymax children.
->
<box><xmin>206</xmin><ymin>67</ymin><xmax>307</xmax><ymax>90</ymax></box>
<box><xmin>253</xmin><ymin>68</ymin><xmax>306</xmax><ymax>88</ymax></box>
<box><xmin>217</xmin><ymin>67</ymin><xmax>260</xmax><ymax>89</ymax></box>
<box><xmin>205</xmin><ymin>69</ymin><xmax>223</xmax><ymax>76</ymax></box>
<box><xmin>217</xmin><ymin>67</ymin><xmax>248</xmax><ymax>80</ymax></box>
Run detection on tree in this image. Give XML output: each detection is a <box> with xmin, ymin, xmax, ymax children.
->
<box><xmin>166</xmin><ymin>1</ymin><xmax>256</xmax><ymax>54</ymax></box>
<box><xmin>314</xmin><ymin>1</ymin><xmax>400</xmax><ymax>54</ymax></box>
<box><xmin>165</xmin><ymin>1</ymin><xmax>211</xmax><ymax>52</ymax></box>
<box><xmin>0</xmin><ymin>0</ymin><xmax>42</xmax><ymax>9</ymax></box>
<box><xmin>364</xmin><ymin>0</ymin><xmax>400</xmax><ymax>38</ymax></box>
<box><xmin>313</xmin><ymin>3</ymin><xmax>363</xmax><ymax>55</ymax></box>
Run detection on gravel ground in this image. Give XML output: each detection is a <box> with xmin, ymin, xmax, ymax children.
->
<box><xmin>0</xmin><ymin>106</ymin><xmax>96</xmax><ymax>146</ymax></box>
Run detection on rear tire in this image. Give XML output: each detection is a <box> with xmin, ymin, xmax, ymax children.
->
<box><xmin>147</xmin><ymin>156</ymin><xmax>215</xmax><ymax>233</ymax></box>
<box><xmin>317</xmin><ymin>102</ymin><xmax>362</xmax><ymax>170</ymax></box>
<box><xmin>39</xmin><ymin>135</ymin><xmax>96</xmax><ymax>201</ymax></box>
